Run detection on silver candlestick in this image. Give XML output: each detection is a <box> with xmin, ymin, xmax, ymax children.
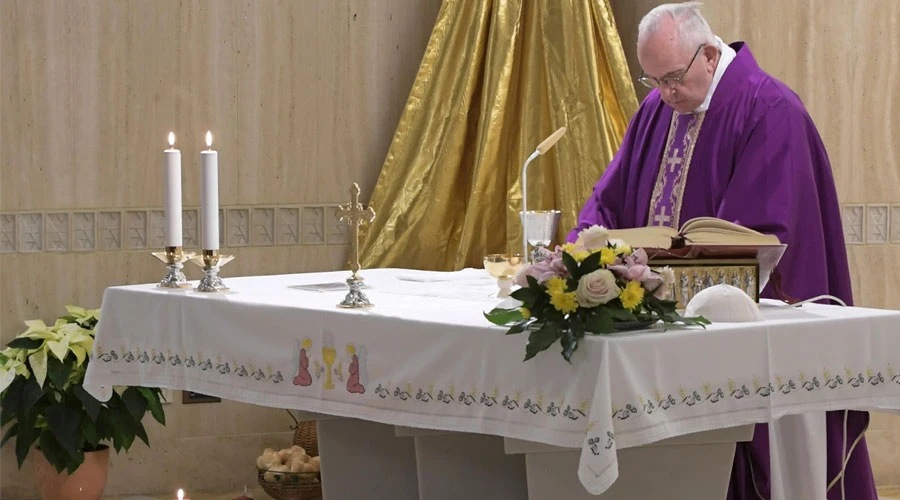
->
<box><xmin>189</xmin><ymin>249</ymin><xmax>235</xmax><ymax>293</ymax></box>
<box><xmin>152</xmin><ymin>246</ymin><xmax>193</xmax><ymax>288</ymax></box>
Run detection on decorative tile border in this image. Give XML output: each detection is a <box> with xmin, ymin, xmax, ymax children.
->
<box><xmin>302</xmin><ymin>207</ymin><xmax>326</xmax><ymax>245</ymax></box>
<box><xmin>226</xmin><ymin>208</ymin><xmax>251</xmax><ymax>247</ymax></box>
<box><xmin>0</xmin><ymin>214</ymin><xmax>16</xmax><ymax>253</ymax></box>
<box><xmin>842</xmin><ymin>204</ymin><xmax>865</xmax><ymax>245</ymax></box>
<box><xmin>276</xmin><ymin>208</ymin><xmax>300</xmax><ymax>246</ymax></box>
<box><xmin>46</xmin><ymin>212</ymin><xmax>69</xmax><ymax>252</ymax></box>
<box><xmin>19</xmin><ymin>213</ymin><xmax>43</xmax><ymax>252</ymax></box>
<box><xmin>0</xmin><ymin>205</ymin><xmax>351</xmax><ymax>254</ymax></box>
<box><xmin>892</xmin><ymin>205</ymin><xmax>900</xmax><ymax>244</ymax></box>
<box><xmin>2</xmin><ymin>203</ymin><xmax>894</xmax><ymax>254</ymax></box>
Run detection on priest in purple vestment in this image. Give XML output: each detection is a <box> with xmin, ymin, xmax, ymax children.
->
<box><xmin>569</xmin><ymin>3</ymin><xmax>876</xmax><ymax>500</ymax></box>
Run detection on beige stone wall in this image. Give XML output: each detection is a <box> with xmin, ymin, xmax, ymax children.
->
<box><xmin>0</xmin><ymin>0</ymin><xmax>441</xmax><ymax>498</ymax></box>
<box><xmin>611</xmin><ymin>0</ymin><xmax>900</xmax><ymax>488</ymax></box>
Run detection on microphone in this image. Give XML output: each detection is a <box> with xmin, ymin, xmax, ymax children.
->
<box><xmin>521</xmin><ymin>127</ymin><xmax>567</xmax><ymax>260</ymax></box>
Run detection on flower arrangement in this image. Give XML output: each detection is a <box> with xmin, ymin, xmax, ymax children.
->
<box><xmin>0</xmin><ymin>306</ymin><xmax>166</xmax><ymax>474</ymax></box>
<box><xmin>485</xmin><ymin>226</ymin><xmax>710</xmax><ymax>362</ymax></box>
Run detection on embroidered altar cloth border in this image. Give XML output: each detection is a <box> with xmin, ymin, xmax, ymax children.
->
<box><xmin>83</xmin><ymin>268</ymin><xmax>900</xmax><ymax>495</ymax></box>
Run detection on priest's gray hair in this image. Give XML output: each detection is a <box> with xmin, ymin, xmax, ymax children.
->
<box><xmin>638</xmin><ymin>2</ymin><xmax>717</xmax><ymax>53</ymax></box>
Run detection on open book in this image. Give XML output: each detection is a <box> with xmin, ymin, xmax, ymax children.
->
<box><xmin>606</xmin><ymin>217</ymin><xmax>780</xmax><ymax>249</ymax></box>
<box><xmin>606</xmin><ymin>217</ymin><xmax>787</xmax><ymax>293</ymax></box>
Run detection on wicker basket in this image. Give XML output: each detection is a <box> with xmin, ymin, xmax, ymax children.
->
<box><xmin>291</xmin><ymin>420</ymin><xmax>319</xmax><ymax>458</ymax></box>
<box><xmin>257</xmin><ymin>469</ymin><xmax>322</xmax><ymax>500</ymax></box>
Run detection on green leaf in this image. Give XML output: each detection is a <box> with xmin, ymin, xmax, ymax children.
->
<box><xmin>47</xmin><ymin>401</ymin><xmax>81</xmax><ymax>458</ymax></box>
<box><xmin>1</xmin><ymin>422</ymin><xmax>18</xmax><ymax>447</ymax></box>
<box><xmin>505</xmin><ymin>322</ymin><xmax>527</xmax><ymax>335</ymax></box>
<box><xmin>134</xmin><ymin>420</ymin><xmax>150</xmax><ymax>447</ymax></box>
<box><xmin>122</xmin><ymin>387</ymin><xmax>148</xmax><ymax>423</ymax></box>
<box><xmin>577</xmin><ymin>251</ymin><xmax>604</xmax><ymax>276</ymax></box>
<box><xmin>524</xmin><ymin>323</ymin><xmax>562</xmax><ymax>361</ymax></box>
<box><xmin>46</xmin><ymin>355</ymin><xmax>73</xmax><ymax>389</ymax></box>
<box><xmin>7</xmin><ymin>337</ymin><xmax>42</xmax><ymax>350</ymax></box>
<box><xmin>560</xmin><ymin>330</ymin><xmax>579</xmax><ymax>363</ymax></box>
<box><xmin>585</xmin><ymin>309</ymin><xmax>616</xmax><ymax>334</ymax></box>
<box><xmin>484</xmin><ymin>308</ymin><xmax>523</xmax><ymax>326</ymax></box>
<box><xmin>94</xmin><ymin>408</ymin><xmax>115</xmax><ymax>443</ymax></box>
<box><xmin>607</xmin><ymin>308</ymin><xmax>638</xmax><ymax>322</ymax></box>
<box><xmin>510</xmin><ymin>286</ymin><xmax>540</xmax><ymax>305</ymax></box>
<box><xmin>2</xmin><ymin>376</ymin><xmax>25</xmax><ymax>418</ymax></box>
<box><xmin>138</xmin><ymin>387</ymin><xmax>166</xmax><ymax>426</ymax></box>
<box><xmin>15</xmin><ymin>409</ymin><xmax>38</xmax><ymax>468</ymax></box>
<box><xmin>80</xmin><ymin>415</ymin><xmax>99</xmax><ymax>449</ymax></box>
<box><xmin>19</xmin><ymin>376</ymin><xmax>46</xmax><ymax>417</ymax></box>
<box><xmin>66</xmin><ymin>449</ymin><xmax>85</xmax><ymax>475</ymax></box>
<box><xmin>71</xmin><ymin>385</ymin><xmax>102</xmax><ymax>423</ymax></box>
<box><xmin>561</xmin><ymin>252</ymin><xmax>580</xmax><ymax>280</ymax></box>
<box><xmin>109</xmin><ymin>407</ymin><xmax>136</xmax><ymax>452</ymax></box>
<box><xmin>38</xmin><ymin>429</ymin><xmax>71</xmax><ymax>474</ymax></box>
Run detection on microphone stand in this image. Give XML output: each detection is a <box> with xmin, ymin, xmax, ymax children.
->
<box><xmin>521</xmin><ymin>126</ymin><xmax>567</xmax><ymax>262</ymax></box>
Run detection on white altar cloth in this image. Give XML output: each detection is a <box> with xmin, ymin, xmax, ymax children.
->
<box><xmin>83</xmin><ymin>268</ymin><xmax>900</xmax><ymax>495</ymax></box>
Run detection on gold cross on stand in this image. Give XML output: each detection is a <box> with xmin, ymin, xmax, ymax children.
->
<box><xmin>336</xmin><ymin>183</ymin><xmax>376</xmax><ymax>308</ymax></box>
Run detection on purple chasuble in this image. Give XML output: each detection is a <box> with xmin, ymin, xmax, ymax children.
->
<box><xmin>569</xmin><ymin>42</ymin><xmax>875</xmax><ymax>500</ymax></box>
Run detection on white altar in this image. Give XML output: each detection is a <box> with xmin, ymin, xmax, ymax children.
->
<box><xmin>83</xmin><ymin>268</ymin><xmax>900</xmax><ymax>498</ymax></box>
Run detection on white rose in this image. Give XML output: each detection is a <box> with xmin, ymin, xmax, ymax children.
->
<box><xmin>576</xmin><ymin>225</ymin><xmax>609</xmax><ymax>250</ymax></box>
<box><xmin>576</xmin><ymin>269</ymin><xmax>620</xmax><ymax>308</ymax></box>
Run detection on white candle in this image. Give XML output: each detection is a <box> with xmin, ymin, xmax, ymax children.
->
<box><xmin>164</xmin><ymin>132</ymin><xmax>183</xmax><ymax>247</ymax></box>
<box><xmin>200</xmin><ymin>131</ymin><xmax>219</xmax><ymax>250</ymax></box>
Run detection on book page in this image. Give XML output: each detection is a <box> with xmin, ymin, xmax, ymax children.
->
<box><xmin>679</xmin><ymin>217</ymin><xmax>781</xmax><ymax>246</ymax></box>
<box><xmin>605</xmin><ymin>226</ymin><xmax>679</xmax><ymax>249</ymax></box>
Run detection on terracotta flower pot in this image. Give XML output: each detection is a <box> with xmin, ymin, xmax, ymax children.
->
<box><xmin>33</xmin><ymin>446</ymin><xmax>110</xmax><ymax>500</ymax></box>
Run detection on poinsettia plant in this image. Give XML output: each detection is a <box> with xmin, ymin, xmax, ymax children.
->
<box><xmin>485</xmin><ymin>225</ymin><xmax>710</xmax><ymax>362</ymax></box>
<box><xmin>0</xmin><ymin>306</ymin><xmax>166</xmax><ymax>474</ymax></box>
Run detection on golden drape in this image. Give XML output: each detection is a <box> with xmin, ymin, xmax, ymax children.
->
<box><xmin>359</xmin><ymin>0</ymin><xmax>638</xmax><ymax>271</ymax></box>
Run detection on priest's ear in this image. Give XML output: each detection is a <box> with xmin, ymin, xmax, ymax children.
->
<box><xmin>702</xmin><ymin>44</ymin><xmax>720</xmax><ymax>73</ymax></box>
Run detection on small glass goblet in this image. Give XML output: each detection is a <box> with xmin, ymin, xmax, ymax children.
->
<box><xmin>483</xmin><ymin>253</ymin><xmax>525</xmax><ymax>298</ymax></box>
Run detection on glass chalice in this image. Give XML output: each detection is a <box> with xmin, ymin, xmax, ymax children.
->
<box><xmin>520</xmin><ymin>210</ymin><xmax>562</xmax><ymax>263</ymax></box>
<box><xmin>483</xmin><ymin>253</ymin><xmax>525</xmax><ymax>298</ymax></box>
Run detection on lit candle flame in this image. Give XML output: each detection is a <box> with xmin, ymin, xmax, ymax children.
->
<box><xmin>177</xmin><ymin>489</ymin><xmax>184</xmax><ymax>500</ymax></box>
<box><xmin>168</xmin><ymin>132</ymin><xmax>176</xmax><ymax>148</ymax></box>
<box><xmin>205</xmin><ymin>131</ymin><xmax>213</xmax><ymax>149</ymax></box>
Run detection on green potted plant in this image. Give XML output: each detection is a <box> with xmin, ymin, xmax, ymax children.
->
<box><xmin>0</xmin><ymin>305</ymin><xmax>166</xmax><ymax>500</ymax></box>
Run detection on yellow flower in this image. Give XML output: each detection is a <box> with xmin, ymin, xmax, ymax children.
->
<box><xmin>549</xmin><ymin>291</ymin><xmax>578</xmax><ymax>314</ymax></box>
<box><xmin>619</xmin><ymin>280</ymin><xmax>645</xmax><ymax>310</ymax></box>
<box><xmin>571</xmin><ymin>250</ymin><xmax>591</xmax><ymax>262</ymax></box>
<box><xmin>560</xmin><ymin>243</ymin><xmax>578</xmax><ymax>254</ymax></box>
<box><xmin>615</xmin><ymin>243</ymin><xmax>632</xmax><ymax>256</ymax></box>
<box><xmin>597</xmin><ymin>248</ymin><xmax>616</xmax><ymax>266</ymax></box>
<box><xmin>545</xmin><ymin>277</ymin><xmax>568</xmax><ymax>294</ymax></box>
<box><xmin>519</xmin><ymin>307</ymin><xmax>531</xmax><ymax>319</ymax></box>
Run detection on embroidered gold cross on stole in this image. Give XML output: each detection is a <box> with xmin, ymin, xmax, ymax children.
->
<box><xmin>337</xmin><ymin>183</ymin><xmax>376</xmax><ymax>280</ymax></box>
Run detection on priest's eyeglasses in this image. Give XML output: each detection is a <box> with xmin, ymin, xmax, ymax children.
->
<box><xmin>638</xmin><ymin>44</ymin><xmax>705</xmax><ymax>89</ymax></box>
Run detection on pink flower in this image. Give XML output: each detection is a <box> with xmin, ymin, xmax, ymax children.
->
<box><xmin>640</xmin><ymin>266</ymin><xmax>675</xmax><ymax>299</ymax></box>
<box><xmin>608</xmin><ymin>248</ymin><xmax>653</xmax><ymax>282</ymax></box>
<box><xmin>514</xmin><ymin>249</ymin><xmax>570</xmax><ymax>286</ymax></box>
